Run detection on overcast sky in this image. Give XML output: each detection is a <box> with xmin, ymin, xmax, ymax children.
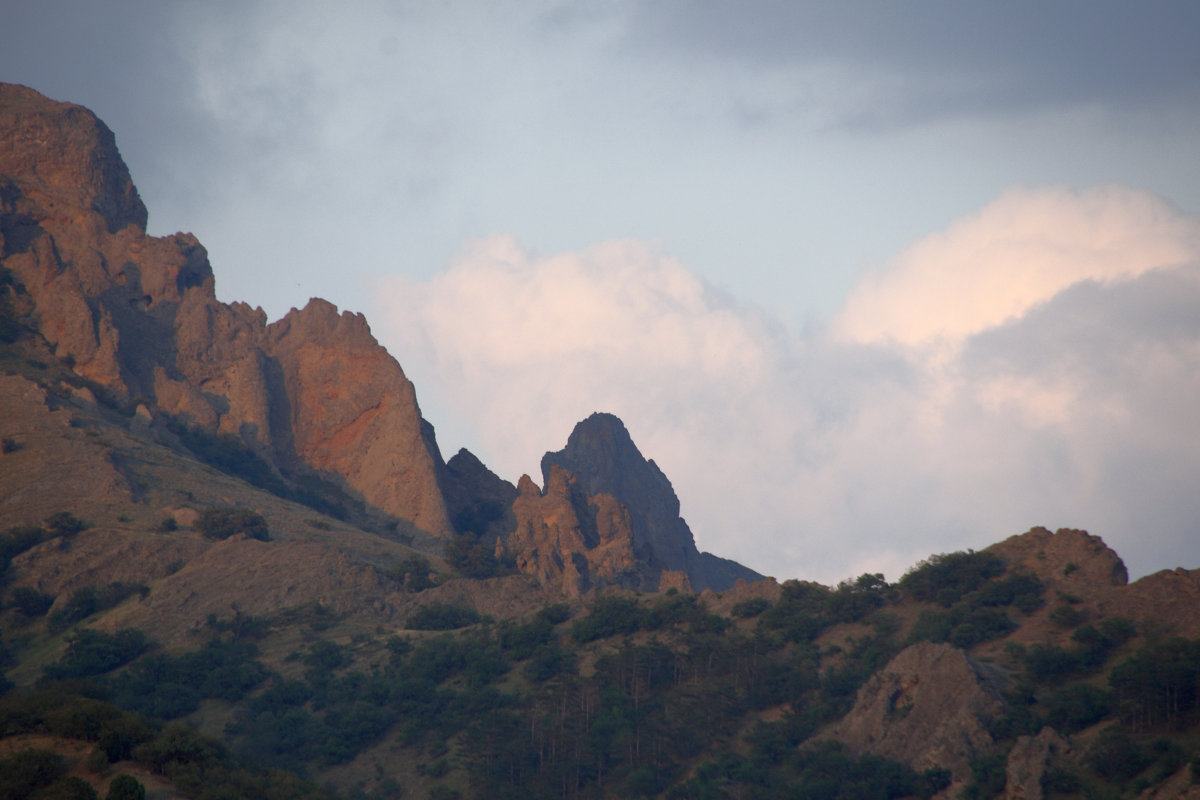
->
<box><xmin>4</xmin><ymin>1</ymin><xmax>1200</xmax><ymax>584</ymax></box>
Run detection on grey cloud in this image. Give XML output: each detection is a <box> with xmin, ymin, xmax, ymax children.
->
<box><xmin>954</xmin><ymin>263</ymin><xmax>1200</xmax><ymax>578</ymax></box>
<box><xmin>620</xmin><ymin>1</ymin><xmax>1200</xmax><ymax>128</ymax></box>
<box><xmin>962</xmin><ymin>263</ymin><xmax>1200</xmax><ymax>377</ymax></box>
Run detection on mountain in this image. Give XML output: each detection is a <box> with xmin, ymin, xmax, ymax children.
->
<box><xmin>4</xmin><ymin>83</ymin><xmax>1200</xmax><ymax>800</ymax></box>
<box><xmin>538</xmin><ymin>412</ymin><xmax>762</xmax><ymax>592</ymax></box>
<box><xmin>0</xmin><ymin>82</ymin><xmax>450</xmax><ymax>538</ymax></box>
<box><xmin>0</xmin><ymin>81</ymin><xmax>758</xmax><ymax>596</ymax></box>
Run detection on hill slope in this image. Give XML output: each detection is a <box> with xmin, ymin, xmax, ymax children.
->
<box><xmin>4</xmin><ymin>83</ymin><xmax>1200</xmax><ymax>800</ymax></box>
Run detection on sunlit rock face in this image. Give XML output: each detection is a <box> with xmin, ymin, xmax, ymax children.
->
<box><xmin>0</xmin><ymin>83</ymin><xmax>451</xmax><ymax>537</ymax></box>
<box><xmin>501</xmin><ymin>466</ymin><xmax>652</xmax><ymax>597</ymax></box>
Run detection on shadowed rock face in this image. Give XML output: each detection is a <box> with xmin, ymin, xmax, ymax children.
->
<box><xmin>0</xmin><ymin>83</ymin><xmax>451</xmax><ymax>536</ymax></box>
<box><xmin>540</xmin><ymin>412</ymin><xmax>761</xmax><ymax>592</ymax></box>
<box><xmin>439</xmin><ymin>447</ymin><xmax>519</xmax><ymax>541</ymax></box>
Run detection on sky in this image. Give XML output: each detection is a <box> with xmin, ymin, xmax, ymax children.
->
<box><xmin>4</xmin><ymin>1</ymin><xmax>1200</xmax><ymax>585</ymax></box>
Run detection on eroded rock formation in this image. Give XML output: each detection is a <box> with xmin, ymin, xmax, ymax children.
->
<box><xmin>540</xmin><ymin>412</ymin><xmax>761</xmax><ymax>591</ymax></box>
<box><xmin>500</xmin><ymin>466</ymin><xmax>654</xmax><ymax>597</ymax></box>
<box><xmin>0</xmin><ymin>83</ymin><xmax>451</xmax><ymax>536</ymax></box>
<box><xmin>825</xmin><ymin>641</ymin><xmax>1008</xmax><ymax>788</ymax></box>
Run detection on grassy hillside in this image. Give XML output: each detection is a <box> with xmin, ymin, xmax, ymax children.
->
<box><xmin>4</xmin><ymin>305</ymin><xmax>1200</xmax><ymax>800</ymax></box>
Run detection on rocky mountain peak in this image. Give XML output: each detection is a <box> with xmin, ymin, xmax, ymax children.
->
<box><xmin>539</xmin><ymin>412</ymin><xmax>761</xmax><ymax>592</ymax></box>
<box><xmin>267</xmin><ymin>297</ymin><xmax>376</xmax><ymax>349</ymax></box>
<box><xmin>542</xmin><ymin>412</ymin><xmax>680</xmax><ymax>518</ymax></box>
<box><xmin>0</xmin><ymin>83</ymin><xmax>451</xmax><ymax>538</ymax></box>
<box><xmin>0</xmin><ymin>83</ymin><xmax>146</xmax><ymax>234</ymax></box>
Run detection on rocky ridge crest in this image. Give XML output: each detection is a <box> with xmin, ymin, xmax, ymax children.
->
<box><xmin>0</xmin><ymin>83</ymin><xmax>450</xmax><ymax>537</ymax></box>
<box><xmin>0</xmin><ymin>83</ymin><xmax>762</xmax><ymax>597</ymax></box>
<box><xmin>539</xmin><ymin>412</ymin><xmax>761</xmax><ymax>591</ymax></box>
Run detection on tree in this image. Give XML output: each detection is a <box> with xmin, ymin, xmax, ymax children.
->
<box><xmin>444</xmin><ymin>532</ymin><xmax>502</xmax><ymax>578</ymax></box>
<box><xmin>106</xmin><ymin>774</ymin><xmax>146</xmax><ymax>800</ymax></box>
<box><xmin>45</xmin><ymin>511</ymin><xmax>88</xmax><ymax>537</ymax></box>
<box><xmin>10</xmin><ymin>586</ymin><xmax>54</xmax><ymax>616</ymax></box>
<box><xmin>196</xmin><ymin>507</ymin><xmax>269</xmax><ymax>541</ymax></box>
<box><xmin>385</xmin><ymin>554</ymin><xmax>435</xmax><ymax>592</ymax></box>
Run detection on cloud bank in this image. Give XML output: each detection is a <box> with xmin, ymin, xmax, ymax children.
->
<box><xmin>374</xmin><ymin>185</ymin><xmax>1200</xmax><ymax>585</ymax></box>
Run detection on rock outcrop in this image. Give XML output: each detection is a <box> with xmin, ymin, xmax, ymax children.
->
<box><xmin>987</xmin><ymin>526</ymin><xmax>1128</xmax><ymax>590</ymax></box>
<box><xmin>1003</xmin><ymin>728</ymin><xmax>1070</xmax><ymax>800</ymax></box>
<box><xmin>825</xmin><ymin>642</ymin><xmax>1007</xmax><ymax>788</ymax></box>
<box><xmin>500</xmin><ymin>466</ymin><xmax>654</xmax><ymax>597</ymax></box>
<box><xmin>0</xmin><ymin>83</ymin><xmax>451</xmax><ymax>536</ymax></box>
<box><xmin>539</xmin><ymin>412</ymin><xmax>761</xmax><ymax>591</ymax></box>
<box><xmin>438</xmin><ymin>447</ymin><xmax>519</xmax><ymax>541</ymax></box>
<box><xmin>978</xmin><ymin>527</ymin><xmax>1200</xmax><ymax>646</ymax></box>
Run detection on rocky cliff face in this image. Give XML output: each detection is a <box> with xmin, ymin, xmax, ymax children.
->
<box><xmin>0</xmin><ymin>83</ymin><xmax>451</xmax><ymax>536</ymax></box>
<box><xmin>825</xmin><ymin>641</ymin><xmax>1008</xmax><ymax>789</ymax></box>
<box><xmin>499</xmin><ymin>465</ymin><xmax>672</xmax><ymax>597</ymax></box>
<box><xmin>539</xmin><ymin>412</ymin><xmax>761</xmax><ymax>592</ymax></box>
<box><xmin>0</xmin><ymin>84</ymin><xmax>768</xmax><ymax>591</ymax></box>
<box><xmin>438</xmin><ymin>447</ymin><xmax>519</xmax><ymax>541</ymax></box>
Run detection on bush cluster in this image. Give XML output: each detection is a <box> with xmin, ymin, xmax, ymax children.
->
<box><xmin>195</xmin><ymin>507</ymin><xmax>270</xmax><ymax>541</ymax></box>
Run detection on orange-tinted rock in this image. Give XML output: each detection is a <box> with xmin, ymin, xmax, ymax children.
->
<box><xmin>501</xmin><ymin>465</ymin><xmax>652</xmax><ymax>596</ymax></box>
<box><xmin>987</xmin><ymin>526</ymin><xmax>1128</xmax><ymax>589</ymax></box>
<box><xmin>0</xmin><ymin>83</ymin><xmax>146</xmax><ymax>234</ymax></box>
<box><xmin>0</xmin><ymin>84</ymin><xmax>451</xmax><ymax>537</ymax></box>
<box><xmin>266</xmin><ymin>298</ymin><xmax>451</xmax><ymax>536</ymax></box>
<box><xmin>541</xmin><ymin>412</ymin><xmax>761</xmax><ymax>591</ymax></box>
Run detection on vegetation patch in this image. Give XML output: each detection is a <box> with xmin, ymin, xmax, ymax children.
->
<box><xmin>195</xmin><ymin>507</ymin><xmax>269</xmax><ymax>541</ymax></box>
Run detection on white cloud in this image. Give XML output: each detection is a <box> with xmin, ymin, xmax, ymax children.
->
<box><xmin>373</xmin><ymin>186</ymin><xmax>1200</xmax><ymax>585</ymax></box>
<box><xmin>833</xmin><ymin>186</ymin><xmax>1200</xmax><ymax>347</ymax></box>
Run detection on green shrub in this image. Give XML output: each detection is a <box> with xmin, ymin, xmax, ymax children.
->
<box><xmin>909</xmin><ymin>606</ymin><xmax>1016</xmax><ymax>648</ymax></box>
<box><xmin>385</xmin><ymin>554</ymin><xmax>435</xmax><ymax>592</ymax></box>
<box><xmin>48</xmin><ymin>583</ymin><xmax>148</xmax><ymax>632</ymax></box>
<box><xmin>407</xmin><ymin>602</ymin><xmax>481</xmax><ymax>631</ymax></box>
<box><xmin>524</xmin><ymin>644</ymin><xmax>576</xmax><ymax>682</ymax></box>
<box><xmin>196</xmin><ymin>507</ymin><xmax>269</xmax><ymax>541</ymax></box>
<box><xmin>963</xmin><ymin>752</ymin><xmax>1008</xmax><ymax>800</ymax></box>
<box><xmin>1086</xmin><ymin>726</ymin><xmax>1151</xmax><ymax>782</ymax></box>
<box><xmin>52</xmin><ymin>775</ymin><xmax>100</xmax><ymax>799</ymax></box>
<box><xmin>1</xmin><ymin>525</ymin><xmax>52</xmax><ymax>559</ymax></box>
<box><xmin>106</xmin><ymin>774</ymin><xmax>146</xmax><ymax>800</ymax></box>
<box><xmin>45</xmin><ymin>511</ymin><xmax>88</xmax><ymax>537</ymax></box>
<box><xmin>731</xmin><ymin>597</ymin><xmax>770</xmax><ymax>618</ymax></box>
<box><xmin>1049</xmin><ymin>604</ymin><xmax>1087</xmax><ymax>628</ymax></box>
<box><xmin>966</xmin><ymin>573</ymin><xmax>1044</xmax><ymax>614</ymax></box>
<box><xmin>1109</xmin><ymin>637</ymin><xmax>1200</xmax><ymax>729</ymax></box>
<box><xmin>570</xmin><ymin>596</ymin><xmax>644</xmax><ymax>643</ymax></box>
<box><xmin>756</xmin><ymin>581</ymin><xmax>834</xmax><ymax>643</ymax></box>
<box><xmin>828</xmin><ymin>573</ymin><xmax>892</xmax><ymax>623</ymax></box>
<box><xmin>443</xmin><ymin>532</ymin><xmax>503</xmax><ymax>578</ymax></box>
<box><xmin>899</xmin><ymin>550</ymin><xmax>1005</xmax><ymax>606</ymax></box>
<box><xmin>1043</xmin><ymin>683</ymin><xmax>1112</xmax><ymax>732</ymax></box>
<box><xmin>44</xmin><ymin>628</ymin><xmax>150</xmax><ymax>680</ymax></box>
<box><xmin>0</xmin><ymin>748</ymin><xmax>65</xmax><ymax>799</ymax></box>
<box><xmin>10</xmin><ymin>586</ymin><xmax>55</xmax><ymax>616</ymax></box>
